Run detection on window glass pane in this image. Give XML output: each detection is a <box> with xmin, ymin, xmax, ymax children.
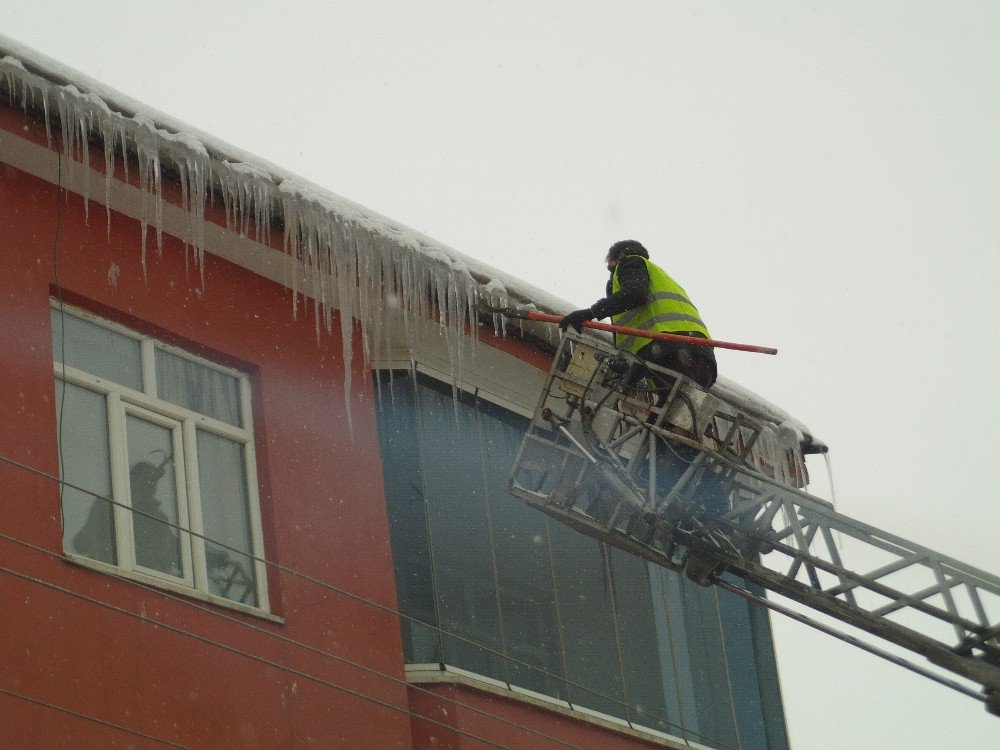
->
<box><xmin>746</xmin><ymin>580</ymin><xmax>791</xmax><ymax>750</ymax></box>
<box><xmin>57</xmin><ymin>380</ymin><xmax>116</xmax><ymax>565</ymax></box>
<box><xmin>679</xmin><ymin>580</ymin><xmax>740</xmax><ymax>748</ymax></box>
<box><xmin>548</xmin><ymin>523</ymin><xmax>626</xmax><ymax>717</ymax></box>
<box><xmin>478</xmin><ymin>400</ymin><xmax>566</xmax><ymax>699</ymax></box>
<box><xmin>416</xmin><ymin>377</ymin><xmax>504</xmax><ymax>680</ymax></box>
<box><xmin>656</xmin><ymin>568</ymin><xmax>702</xmax><ymax>741</ymax></box>
<box><xmin>197</xmin><ymin>430</ymin><xmax>258</xmax><ymax>606</ymax></box>
<box><xmin>126</xmin><ymin>414</ymin><xmax>183</xmax><ymax>577</ymax></box>
<box><xmin>375</xmin><ymin>373</ymin><xmax>440</xmax><ymax>663</ymax></box>
<box><xmin>51</xmin><ymin>308</ymin><xmax>142</xmax><ymax>390</ymax></box>
<box><xmin>717</xmin><ymin>581</ymin><xmax>769</xmax><ymax>750</ymax></box>
<box><xmin>648</xmin><ymin>567</ymin><xmax>694</xmax><ymax>737</ymax></box>
<box><xmin>375</xmin><ymin>372</ymin><xmax>786</xmax><ymax>742</ymax></box>
<box><xmin>156</xmin><ymin>348</ymin><xmax>242</xmax><ymax>426</ymax></box>
<box><xmin>609</xmin><ymin>547</ymin><xmax>672</xmax><ymax>734</ymax></box>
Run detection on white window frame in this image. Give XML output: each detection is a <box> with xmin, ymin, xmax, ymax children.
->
<box><xmin>52</xmin><ymin>302</ymin><xmax>270</xmax><ymax>614</ymax></box>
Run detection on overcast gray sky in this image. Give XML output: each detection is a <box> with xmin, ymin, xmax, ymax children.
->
<box><xmin>6</xmin><ymin>2</ymin><xmax>999</xmax><ymax>748</ymax></box>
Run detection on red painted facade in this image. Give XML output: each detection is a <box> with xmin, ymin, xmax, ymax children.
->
<box><xmin>0</xmin><ymin>98</ymin><xmax>681</xmax><ymax>749</ymax></box>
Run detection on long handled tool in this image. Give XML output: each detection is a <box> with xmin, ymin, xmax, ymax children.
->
<box><xmin>480</xmin><ymin>304</ymin><xmax>777</xmax><ymax>355</ymax></box>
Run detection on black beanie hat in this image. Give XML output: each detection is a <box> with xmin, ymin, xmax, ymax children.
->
<box><xmin>606</xmin><ymin>239</ymin><xmax>649</xmax><ymax>262</ymax></box>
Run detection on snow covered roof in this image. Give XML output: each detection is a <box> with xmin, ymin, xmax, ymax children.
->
<box><xmin>0</xmin><ymin>35</ymin><xmax>560</xmax><ymax>305</ymax></box>
<box><xmin>0</xmin><ymin>34</ymin><xmax>821</xmax><ymax>448</ymax></box>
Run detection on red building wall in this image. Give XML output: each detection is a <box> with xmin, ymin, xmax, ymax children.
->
<box><xmin>407</xmin><ymin>684</ymin><xmax>672</xmax><ymax>750</ymax></box>
<box><xmin>0</xmin><ymin>155</ymin><xmax>415</xmax><ymax>748</ymax></box>
<box><xmin>0</xmin><ymin>101</ymin><xmax>692</xmax><ymax>749</ymax></box>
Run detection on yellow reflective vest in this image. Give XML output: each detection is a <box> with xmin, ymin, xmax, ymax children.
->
<box><xmin>611</xmin><ymin>258</ymin><xmax>710</xmax><ymax>353</ymax></box>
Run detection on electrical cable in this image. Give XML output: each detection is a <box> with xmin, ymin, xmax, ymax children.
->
<box><xmin>36</xmin><ymin>371</ymin><xmax>692</xmax><ymax>738</ymax></box>
<box><xmin>39</xmin><ymin>285</ymin><xmax>587</xmax><ymax>746</ymax></box>
<box><xmin>0</xmin><ymin>561</ymin><xmax>515</xmax><ymax>750</ymax></box>
<box><xmin>502</xmin><ymin>348</ymin><xmax>996</xmax><ymax>713</ymax></box>
<box><xmin>0</xmin><ymin>533</ymin><xmax>588</xmax><ymax>750</ymax></box>
<box><xmin>714</xmin><ymin>577</ymin><xmax>986</xmax><ymax>703</ymax></box>
<box><xmin>54</xmin><ymin>149</ymin><xmax>68</xmax><ymax>529</ymax></box>
<box><xmin>0</xmin><ymin>451</ymin><xmax>718</xmax><ymax>746</ymax></box>
<box><xmin>37</xmin><ymin>336</ymin><xmax>737</xmax><ymax>746</ymax></box>
<box><xmin>32</xmin><ymin>302</ymin><xmax>724</xmax><ymax>747</ymax></box>
<box><xmin>32</xmin><ymin>173</ymin><xmax>572</xmax><ymax>750</ymax></box>
<box><xmin>603</xmin><ymin>543</ymin><xmax>637</xmax><ymax>733</ymax></box>
<box><xmin>13</xmin><ymin>88</ymin><xmax>822</xmax><ymax>745</ymax></box>
<box><xmin>0</xmin><ymin>685</ymin><xmax>191</xmax><ymax>749</ymax></box>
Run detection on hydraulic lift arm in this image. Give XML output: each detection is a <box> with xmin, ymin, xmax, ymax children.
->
<box><xmin>507</xmin><ymin>332</ymin><xmax>1000</xmax><ymax>715</ymax></box>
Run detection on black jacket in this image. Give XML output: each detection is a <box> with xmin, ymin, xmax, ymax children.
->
<box><xmin>590</xmin><ymin>255</ymin><xmax>649</xmax><ymax>320</ymax></box>
<box><xmin>590</xmin><ymin>254</ymin><xmax>717</xmax><ymax>383</ymax></box>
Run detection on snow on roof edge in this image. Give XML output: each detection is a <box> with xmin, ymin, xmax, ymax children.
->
<box><xmin>0</xmin><ymin>33</ymin><xmax>570</xmax><ymax>316</ymax></box>
<box><xmin>0</xmin><ymin>34</ymin><xmax>822</xmax><ymax>445</ymax></box>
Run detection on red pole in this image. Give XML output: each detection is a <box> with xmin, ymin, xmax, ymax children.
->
<box><xmin>521</xmin><ymin>310</ymin><xmax>778</xmax><ymax>355</ymax></box>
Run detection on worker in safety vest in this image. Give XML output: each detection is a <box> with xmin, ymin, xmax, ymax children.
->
<box><xmin>558</xmin><ymin>240</ymin><xmax>717</xmax><ymax>389</ymax></box>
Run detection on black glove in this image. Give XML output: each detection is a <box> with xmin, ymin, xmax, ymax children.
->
<box><xmin>559</xmin><ymin>307</ymin><xmax>595</xmax><ymax>333</ymax></box>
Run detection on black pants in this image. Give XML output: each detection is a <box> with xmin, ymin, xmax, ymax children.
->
<box><xmin>634</xmin><ymin>337</ymin><xmax>726</xmax><ymax>513</ymax></box>
<box><xmin>636</xmin><ymin>336</ymin><xmax>717</xmax><ymax>390</ymax></box>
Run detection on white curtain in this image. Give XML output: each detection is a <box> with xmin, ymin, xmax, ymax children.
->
<box><xmin>155</xmin><ymin>349</ymin><xmax>241</xmax><ymax>425</ymax></box>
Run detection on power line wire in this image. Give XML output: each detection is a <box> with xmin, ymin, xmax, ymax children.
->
<box><xmin>714</xmin><ymin>577</ymin><xmax>986</xmax><ymax>703</ymax></box>
<box><xmin>0</xmin><ymin>531</ymin><xmax>588</xmax><ymax>750</ymax></box>
<box><xmin>33</xmin><ymin>166</ymin><xmax>732</xmax><ymax>746</ymax></box>
<box><xmin>0</xmin><ymin>685</ymin><xmax>191</xmax><ymax>749</ymax></box>
<box><xmin>0</xmin><ymin>450</ymin><xmax>715</xmax><ymax>744</ymax></box>
<box><xmin>0</xmin><ymin>561</ymin><xmax>514</xmax><ymax>750</ymax></box>
<box><xmin>28</xmin><ymin>100</ymin><xmax>751</xmax><ymax>746</ymax></box>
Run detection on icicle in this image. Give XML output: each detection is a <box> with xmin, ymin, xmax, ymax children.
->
<box><xmin>97</xmin><ymin>115</ymin><xmax>124</xmax><ymax>236</ymax></box>
<box><xmin>279</xmin><ymin>187</ymin><xmax>302</xmax><ymax>319</ymax></box>
<box><xmin>482</xmin><ymin>278</ymin><xmax>509</xmax><ymax>337</ymax></box>
<box><xmin>2</xmin><ymin>49</ymin><xmax>594</xmax><ymax>442</ymax></box>
<box><xmin>1</xmin><ymin>56</ymin><xmax>22</xmax><ymax>99</ymax></box>
<box><xmin>823</xmin><ymin>452</ymin><xmax>837</xmax><ymax>509</ymax></box>
<box><xmin>55</xmin><ymin>86</ymin><xmax>75</xmax><ymax>191</ymax></box>
<box><xmin>190</xmin><ymin>154</ymin><xmax>207</xmax><ymax>281</ymax></box>
<box><xmin>177</xmin><ymin>159</ymin><xmax>190</xmax><ymax>270</ymax></box>
<box><xmin>152</xmin><ymin>148</ymin><xmax>163</xmax><ymax>256</ymax></box>
<box><xmin>119</xmin><ymin>121</ymin><xmax>129</xmax><ymax>184</ymax></box>
<box><xmin>1</xmin><ymin>56</ymin><xmax>29</xmax><ymax>115</ymax></box>
<box><xmin>332</xmin><ymin>215</ymin><xmax>358</xmax><ymax>437</ymax></box>
<box><xmin>41</xmin><ymin>88</ymin><xmax>52</xmax><ymax>147</ymax></box>
<box><xmin>76</xmin><ymin>94</ymin><xmax>91</xmax><ymax>221</ymax></box>
<box><xmin>133</xmin><ymin>114</ymin><xmax>157</xmax><ymax>276</ymax></box>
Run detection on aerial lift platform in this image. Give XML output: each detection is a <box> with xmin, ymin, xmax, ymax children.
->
<box><xmin>507</xmin><ymin>332</ymin><xmax>1000</xmax><ymax>715</ymax></box>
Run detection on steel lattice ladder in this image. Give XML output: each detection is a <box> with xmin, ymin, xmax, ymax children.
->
<box><xmin>508</xmin><ymin>332</ymin><xmax>1000</xmax><ymax>714</ymax></box>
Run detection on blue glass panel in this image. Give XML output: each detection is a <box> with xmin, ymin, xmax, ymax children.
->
<box><xmin>415</xmin><ymin>377</ymin><xmax>504</xmax><ymax>680</ymax></box>
<box><xmin>609</xmin><ymin>547</ymin><xmax>673</xmax><ymax>733</ymax></box>
<box><xmin>478</xmin><ymin>398</ymin><xmax>566</xmax><ymax>698</ymax></box>
<box><xmin>375</xmin><ymin>372</ymin><xmax>440</xmax><ymax>663</ymax></box>
<box><xmin>679</xmin><ymin>580</ymin><xmax>740</xmax><ymax>748</ymax></box>
<box><xmin>548</xmin><ymin>523</ymin><xmax>625</xmax><ymax>717</ymax></box>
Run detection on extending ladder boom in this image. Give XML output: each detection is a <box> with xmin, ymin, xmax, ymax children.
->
<box><xmin>508</xmin><ymin>333</ymin><xmax>1000</xmax><ymax>714</ymax></box>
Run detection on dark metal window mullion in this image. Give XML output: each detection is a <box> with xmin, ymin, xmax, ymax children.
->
<box><xmin>409</xmin><ymin>367</ymin><xmax>447</xmax><ymax>670</ymax></box>
<box><xmin>747</xmin><ymin>588</ymin><xmax>792</xmax><ymax>750</ymax></box>
<box><xmin>543</xmin><ymin>516</ymin><xmax>574</xmax><ymax>706</ymax></box>
<box><xmin>602</xmin><ymin>545</ymin><xmax>635</xmax><ymax>729</ymax></box>
<box><xmin>657</xmin><ymin>566</ymin><xmax>692</xmax><ymax>740</ymax></box>
<box><xmin>712</xmin><ymin>586</ymin><xmax>744</xmax><ymax>750</ymax></box>
<box><xmin>473</xmin><ymin>390</ymin><xmax>513</xmax><ymax>688</ymax></box>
